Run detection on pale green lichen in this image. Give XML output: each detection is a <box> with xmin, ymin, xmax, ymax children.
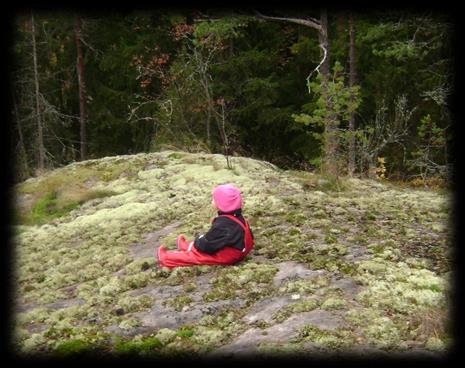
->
<box><xmin>320</xmin><ymin>296</ymin><xmax>347</xmax><ymax>311</ymax></box>
<box><xmin>155</xmin><ymin>328</ymin><xmax>177</xmax><ymax>345</ymax></box>
<box><xmin>205</xmin><ymin>262</ymin><xmax>278</xmax><ymax>302</ymax></box>
<box><xmin>279</xmin><ymin>276</ymin><xmax>330</xmax><ymax>295</ymax></box>
<box><xmin>363</xmin><ymin>316</ymin><xmax>401</xmax><ymax>349</ymax></box>
<box><xmin>425</xmin><ymin>336</ymin><xmax>445</xmax><ymax>351</ymax></box>
<box><xmin>17</xmin><ymin>307</ymin><xmax>51</xmax><ymax>325</ymax></box>
<box><xmin>118</xmin><ymin>317</ymin><xmax>142</xmax><ymax>330</ymax></box>
<box><xmin>116</xmin><ymin>294</ymin><xmax>153</xmax><ymax>313</ymax></box>
<box><xmin>165</xmin><ymin>295</ymin><xmax>194</xmax><ymax>311</ymax></box>
<box><xmin>121</xmin><ymin>271</ymin><xmax>157</xmax><ymax>290</ymax></box>
<box><xmin>272</xmin><ymin>299</ymin><xmax>320</xmax><ymax>323</ymax></box>
<box><xmin>21</xmin><ymin>333</ymin><xmax>47</xmax><ymax>352</ymax></box>
<box><xmin>354</xmin><ymin>258</ymin><xmax>446</xmax><ymax>314</ymax></box>
<box><xmin>196</xmin><ymin>310</ymin><xmax>245</xmax><ymax>345</ymax></box>
<box><xmin>99</xmin><ymin>277</ymin><xmax>122</xmax><ymax>296</ymax></box>
<box><xmin>297</xmin><ymin>325</ymin><xmax>355</xmax><ymax>350</ymax></box>
<box><xmin>12</xmin><ymin>327</ymin><xmax>30</xmax><ymax>344</ymax></box>
<box><xmin>106</xmin><ymin>253</ymin><xmax>131</xmax><ymax>271</ymax></box>
<box><xmin>345</xmin><ymin>307</ymin><xmax>382</xmax><ymax>327</ymax></box>
<box><xmin>357</xmin><ymin>259</ymin><xmax>388</xmax><ymax>275</ymax></box>
<box><xmin>192</xmin><ymin>326</ymin><xmax>224</xmax><ymax>348</ymax></box>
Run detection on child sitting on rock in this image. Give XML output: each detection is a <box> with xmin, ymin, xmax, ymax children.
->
<box><xmin>156</xmin><ymin>184</ymin><xmax>254</xmax><ymax>268</ymax></box>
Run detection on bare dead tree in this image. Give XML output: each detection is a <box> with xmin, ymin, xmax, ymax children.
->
<box><xmin>191</xmin><ymin>45</ymin><xmax>216</xmax><ymax>147</ymax></box>
<box><xmin>213</xmin><ymin>99</ymin><xmax>233</xmax><ymax>169</ymax></box>
<box><xmin>408</xmin><ymin>148</ymin><xmax>451</xmax><ymax>184</ymax></box>
<box><xmin>356</xmin><ymin>96</ymin><xmax>414</xmax><ymax>178</ymax></box>
<box><xmin>180</xmin><ymin>28</ymin><xmax>233</xmax><ymax>162</ymax></box>
<box><xmin>182</xmin><ymin>32</ymin><xmax>222</xmax><ymax>149</ymax></box>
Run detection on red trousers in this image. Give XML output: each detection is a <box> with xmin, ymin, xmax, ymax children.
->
<box><xmin>156</xmin><ymin>215</ymin><xmax>254</xmax><ymax>269</ymax></box>
<box><xmin>157</xmin><ymin>235</ymin><xmax>244</xmax><ymax>268</ymax></box>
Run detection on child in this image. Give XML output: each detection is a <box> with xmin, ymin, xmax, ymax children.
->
<box><xmin>156</xmin><ymin>184</ymin><xmax>254</xmax><ymax>268</ymax></box>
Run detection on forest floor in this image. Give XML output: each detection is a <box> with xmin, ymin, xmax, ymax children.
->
<box><xmin>12</xmin><ymin>150</ymin><xmax>453</xmax><ymax>359</ymax></box>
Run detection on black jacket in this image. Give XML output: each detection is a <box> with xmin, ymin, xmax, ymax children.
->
<box><xmin>193</xmin><ymin>209</ymin><xmax>254</xmax><ymax>254</ymax></box>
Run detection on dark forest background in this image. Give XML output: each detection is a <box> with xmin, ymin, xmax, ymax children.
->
<box><xmin>8</xmin><ymin>8</ymin><xmax>455</xmax><ymax>186</ymax></box>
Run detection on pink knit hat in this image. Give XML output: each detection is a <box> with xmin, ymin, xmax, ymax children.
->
<box><xmin>212</xmin><ymin>184</ymin><xmax>242</xmax><ymax>213</ymax></box>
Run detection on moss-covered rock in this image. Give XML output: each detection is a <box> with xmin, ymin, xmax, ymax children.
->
<box><xmin>12</xmin><ymin>151</ymin><xmax>451</xmax><ymax>355</ymax></box>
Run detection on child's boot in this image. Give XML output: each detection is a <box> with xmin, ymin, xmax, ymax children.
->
<box><xmin>176</xmin><ymin>235</ymin><xmax>190</xmax><ymax>251</ymax></box>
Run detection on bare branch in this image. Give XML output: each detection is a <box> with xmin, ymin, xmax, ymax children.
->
<box><xmin>254</xmin><ymin>10</ymin><xmax>321</xmax><ymax>30</ymax></box>
<box><xmin>193</xmin><ymin>13</ymin><xmax>223</xmax><ymax>23</ymax></box>
<box><xmin>306</xmin><ymin>43</ymin><xmax>327</xmax><ymax>94</ymax></box>
<box><xmin>127</xmin><ymin>99</ymin><xmax>158</xmax><ymax>122</ymax></box>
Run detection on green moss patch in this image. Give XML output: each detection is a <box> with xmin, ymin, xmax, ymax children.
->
<box><xmin>54</xmin><ymin>338</ymin><xmax>99</xmax><ymax>357</ymax></box>
<box><xmin>16</xmin><ymin>188</ymin><xmax>116</xmax><ymax>226</ymax></box>
<box><xmin>114</xmin><ymin>335</ymin><xmax>163</xmax><ymax>355</ymax></box>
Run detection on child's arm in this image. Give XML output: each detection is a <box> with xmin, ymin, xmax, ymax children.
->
<box><xmin>193</xmin><ymin>222</ymin><xmax>229</xmax><ymax>254</ymax></box>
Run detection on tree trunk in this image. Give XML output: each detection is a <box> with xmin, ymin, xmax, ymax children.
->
<box><xmin>205</xmin><ymin>83</ymin><xmax>212</xmax><ymax>147</ymax></box>
<box><xmin>348</xmin><ymin>13</ymin><xmax>357</xmax><ymax>176</ymax></box>
<box><xmin>218</xmin><ymin>102</ymin><xmax>232</xmax><ymax>169</ymax></box>
<box><xmin>31</xmin><ymin>13</ymin><xmax>45</xmax><ymax>172</ymax></box>
<box><xmin>319</xmin><ymin>9</ymin><xmax>338</xmax><ymax>178</ymax></box>
<box><xmin>74</xmin><ymin>16</ymin><xmax>87</xmax><ymax>161</ymax></box>
<box><xmin>194</xmin><ymin>47</ymin><xmax>212</xmax><ymax>148</ymax></box>
<box><xmin>12</xmin><ymin>90</ymin><xmax>30</xmax><ymax>180</ymax></box>
<box><xmin>319</xmin><ymin>11</ymin><xmax>329</xmax><ymax>82</ymax></box>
